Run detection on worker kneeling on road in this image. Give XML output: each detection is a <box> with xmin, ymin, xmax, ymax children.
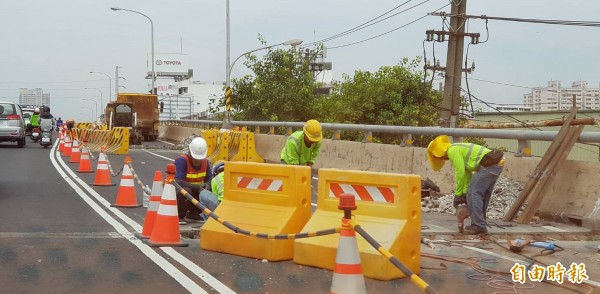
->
<box><xmin>280</xmin><ymin>119</ymin><xmax>323</xmax><ymax>166</ymax></box>
<box><xmin>427</xmin><ymin>135</ymin><xmax>504</xmax><ymax>235</ymax></box>
<box><xmin>174</xmin><ymin>137</ymin><xmax>219</xmax><ymax>224</ymax></box>
<box><xmin>211</xmin><ymin>160</ymin><xmax>226</xmax><ymax>203</ymax></box>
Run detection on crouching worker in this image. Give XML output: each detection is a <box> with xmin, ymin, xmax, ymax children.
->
<box><xmin>174</xmin><ymin>137</ymin><xmax>219</xmax><ymax>224</ymax></box>
<box><xmin>427</xmin><ymin>135</ymin><xmax>504</xmax><ymax>235</ymax></box>
<box><xmin>211</xmin><ymin>160</ymin><xmax>226</xmax><ymax>203</ymax></box>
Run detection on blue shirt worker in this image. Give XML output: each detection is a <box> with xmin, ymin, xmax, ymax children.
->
<box><xmin>427</xmin><ymin>135</ymin><xmax>504</xmax><ymax>235</ymax></box>
<box><xmin>280</xmin><ymin>119</ymin><xmax>323</xmax><ymax>166</ymax></box>
<box><xmin>174</xmin><ymin>137</ymin><xmax>219</xmax><ymax>224</ymax></box>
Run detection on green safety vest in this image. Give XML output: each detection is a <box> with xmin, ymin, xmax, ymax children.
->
<box><xmin>447</xmin><ymin>143</ymin><xmax>491</xmax><ymax>196</ymax></box>
<box><xmin>280</xmin><ymin>131</ymin><xmax>321</xmax><ymax>165</ymax></box>
<box><xmin>211</xmin><ymin>172</ymin><xmax>225</xmax><ymax>202</ymax></box>
<box><xmin>30</xmin><ymin>114</ymin><xmax>40</xmax><ymax>127</ymax></box>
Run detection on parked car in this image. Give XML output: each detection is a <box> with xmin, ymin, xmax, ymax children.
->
<box><xmin>0</xmin><ymin>102</ymin><xmax>26</xmax><ymax>147</ymax></box>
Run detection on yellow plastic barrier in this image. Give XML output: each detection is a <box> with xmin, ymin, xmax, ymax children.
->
<box><xmin>201</xmin><ymin>162</ymin><xmax>312</xmax><ymax>261</ymax></box>
<box><xmin>230</xmin><ymin>131</ymin><xmax>247</xmax><ymax>162</ymax></box>
<box><xmin>246</xmin><ymin>132</ymin><xmax>264</xmax><ymax>163</ymax></box>
<box><xmin>201</xmin><ymin>129</ymin><xmax>218</xmax><ymax>156</ymax></box>
<box><xmin>293</xmin><ymin>169</ymin><xmax>421</xmax><ymax>280</ymax></box>
<box><xmin>207</xmin><ymin>131</ymin><xmax>229</xmax><ymax>163</ymax></box>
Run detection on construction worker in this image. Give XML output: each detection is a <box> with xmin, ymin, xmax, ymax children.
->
<box><xmin>211</xmin><ymin>160</ymin><xmax>226</xmax><ymax>202</ymax></box>
<box><xmin>426</xmin><ymin>135</ymin><xmax>504</xmax><ymax>235</ymax></box>
<box><xmin>174</xmin><ymin>137</ymin><xmax>219</xmax><ymax>224</ymax></box>
<box><xmin>280</xmin><ymin>119</ymin><xmax>323</xmax><ymax>166</ymax></box>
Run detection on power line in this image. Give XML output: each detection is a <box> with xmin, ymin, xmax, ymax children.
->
<box><xmin>302</xmin><ymin>0</ymin><xmax>418</xmax><ymax>47</ymax></box>
<box><xmin>328</xmin><ymin>3</ymin><xmax>450</xmax><ymax>50</ymax></box>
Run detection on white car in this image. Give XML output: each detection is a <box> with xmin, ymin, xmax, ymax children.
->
<box><xmin>0</xmin><ymin>102</ymin><xmax>26</xmax><ymax>147</ymax></box>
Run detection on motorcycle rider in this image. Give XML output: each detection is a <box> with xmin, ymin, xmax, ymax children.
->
<box><xmin>38</xmin><ymin>106</ymin><xmax>55</xmax><ymax>146</ymax></box>
<box><xmin>56</xmin><ymin>117</ymin><xmax>63</xmax><ymax>131</ymax></box>
<box><xmin>30</xmin><ymin>107</ymin><xmax>41</xmax><ymax>130</ymax></box>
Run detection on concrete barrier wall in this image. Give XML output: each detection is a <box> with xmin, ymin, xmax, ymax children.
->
<box><xmin>161</xmin><ymin>125</ymin><xmax>600</xmax><ymax>231</ymax></box>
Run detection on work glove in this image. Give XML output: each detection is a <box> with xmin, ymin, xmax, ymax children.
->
<box><xmin>453</xmin><ymin>194</ymin><xmax>467</xmax><ymax>208</ymax></box>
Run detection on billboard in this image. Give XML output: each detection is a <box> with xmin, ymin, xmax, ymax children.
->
<box><xmin>147</xmin><ymin>53</ymin><xmax>189</xmax><ymax>77</ymax></box>
<box><xmin>156</xmin><ymin>80</ymin><xmax>179</xmax><ymax>96</ymax></box>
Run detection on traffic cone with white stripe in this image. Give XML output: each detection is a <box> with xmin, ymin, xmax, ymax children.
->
<box><xmin>77</xmin><ymin>142</ymin><xmax>93</xmax><ymax>173</ymax></box>
<box><xmin>62</xmin><ymin>134</ymin><xmax>72</xmax><ymax>157</ymax></box>
<box><xmin>69</xmin><ymin>139</ymin><xmax>81</xmax><ymax>163</ymax></box>
<box><xmin>136</xmin><ymin>171</ymin><xmax>164</xmax><ymax>239</ymax></box>
<box><xmin>111</xmin><ymin>157</ymin><xmax>141</xmax><ymax>208</ymax></box>
<box><xmin>58</xmin><ymin>129</ymin><xmax>64</xmax><ymax>153</ymax></box>
<box><xmin>146</xmin><ymin>164</ymin><xmax>188</xmax><ymax>247</ymax></box>
<box><xmin>92</xmin><ymin>147</ymin><xmax>115</xmax><ymax>186</ymax></box>
<box><xmin>330</xmin><ymin>193</ymin><xmax>366</xmax><ymax>294</ymax></box>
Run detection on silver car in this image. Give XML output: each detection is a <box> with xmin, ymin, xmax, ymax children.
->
<box><xmin>0</xmin><ymin>102</ymin><xmax>26</xmax><ymax>147</ymax></box>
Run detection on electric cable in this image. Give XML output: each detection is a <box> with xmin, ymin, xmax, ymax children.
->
<box><xmin>328</xmin><ymin>3</ymin><xmax>450</xmax><ymax>50</ymax></box>
<box><xmin>302</xmin><ymin>0</ymin><xmax>418</xmax><ymax>47</ymax></box>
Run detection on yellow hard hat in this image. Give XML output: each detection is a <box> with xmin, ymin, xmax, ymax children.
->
<box><xmin>303</xmin><ymin>119</ymin><xmax>323</xmax><ymax>142</ymax></box>
<box><xmin>427</xmin><ymin>135</ymin><xmax>451</xmax><ymax>171</ymax></box>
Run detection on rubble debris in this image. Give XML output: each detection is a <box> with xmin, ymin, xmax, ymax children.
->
<box><xmin>421</xmin><ymin>176</ymin><xmax>524</xmax><ymax>220</ymax></box>
<box><xmin>175</xmin><ymin>134</ymin><xmax>200</xmax><ymax>151</ymax></box>
<box><xmin>421</xmin><ymin>178</ymin><xmax>441</xmax><ymax>198</ymax></box>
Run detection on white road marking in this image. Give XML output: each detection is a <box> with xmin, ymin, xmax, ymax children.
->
<box><xmin>143</xmin><ymin>149</ymin><xmax>177</xmax><ymax>161</ymax></box>
<box><xmin>158</xmin><ymin>139</ymin><xmax>175</xmax><ymax>146</ymax></box>
<box><xmin>51</xmin><ymin>142</ymin><xmax>235</xmax><ymax>294</ymax></box>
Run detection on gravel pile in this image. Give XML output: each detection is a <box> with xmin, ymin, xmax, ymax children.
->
<box><xmin>175</xmin><ymin>134</ymin><xmax>201</xmax><ymax>150</ymax></box>
<box><xmin>421</xmin><ymin>176</ymin><xmax>524</xmax><ymax>219</ymax></box>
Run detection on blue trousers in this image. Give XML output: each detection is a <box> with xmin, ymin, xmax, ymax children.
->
<box><xmin>467</xmin><ymin>165</ymin><xmax>503</xmax><ymax>230</ymax></box>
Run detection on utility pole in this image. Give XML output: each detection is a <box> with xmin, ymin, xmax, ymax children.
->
<box><xmin>425</xmin><ymin>0</ymin><xmax>475</xmax><ymax>128</ymax></box>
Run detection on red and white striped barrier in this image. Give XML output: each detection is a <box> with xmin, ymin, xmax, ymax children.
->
<box><xmin>237</xmin><ymin>176</ymin><xmax>283</xmax><ymax>191</ymax></box>
<box><xmin>328</xmin><ymin>183</ymin><xmax>395</xmax><ymax>203</ymax></box>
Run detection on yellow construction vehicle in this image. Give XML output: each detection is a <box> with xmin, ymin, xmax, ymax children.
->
<box><xmin>104</xmin><ymin>93</ymin><xmax>159</xmax><ymax>144</ymax></box>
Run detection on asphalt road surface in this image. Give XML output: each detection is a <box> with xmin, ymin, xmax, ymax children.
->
<box><xmin>0</xmin><ymin>137</ymin><xmax>407</xmax><ymax>293</ymax></box>
<box><xmin>2</xmin><ymin>137</ymin><xmax>596</xmax><ymax>293</ymax></box>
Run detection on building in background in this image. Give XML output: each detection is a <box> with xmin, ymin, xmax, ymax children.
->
<box><xmin>19</xmin><ymin>88</ymin><xmax>50</xmax><ymax>107</ymax></box>
<box><xmin>524</xmin><ymin>80</ymin><xmax>600</xmax><ymax>111</ymax></box>
<box><xmin>157</xmin><ymin>79</ymin><xmax>224</xmax><ymax>120</ymax></box>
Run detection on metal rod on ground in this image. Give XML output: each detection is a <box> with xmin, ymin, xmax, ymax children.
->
<box><xmin>351</xmin><ymin>223</ymin><xmax>438</xmax><ymax>294</ymax></box>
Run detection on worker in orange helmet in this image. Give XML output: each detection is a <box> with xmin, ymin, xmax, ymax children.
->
<box><xmin>280</xmin><ymin>119</ymin><xmax>323</xmax><ymax>167</ymax></box>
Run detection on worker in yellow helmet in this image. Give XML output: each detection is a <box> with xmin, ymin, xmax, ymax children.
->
<box><xmin>427</xmin><ymin>135</ymin><xmax>504</xmax><ymax>235</ymax></box>
<box><xmin>280</xmin><ymin>119</ymin><xmax>323</xmax><ymax>166</ymax></box>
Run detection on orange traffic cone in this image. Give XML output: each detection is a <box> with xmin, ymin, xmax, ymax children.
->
<box><xmin>77</xmin><ymin>143</ymin><xmax>94</xmax><ymax>173</ymax></box>
<box><xmin>330</xmin><ymin>194</ymin><xmax>366</xmax><ymax>294</ymax></box>
<box><xmin>111</xmin><ymin>157</ymin><xmax>141</xmax><ymax>208</ymax></box>
<box><xmin>146</xmin><ymin>165</ymin><xmax>188</xmax><ymax>247</ymax></box>
<box><xmin>92</xmin><ymin>147</ymin><xmax>115</xmax><ymax>186</ymax></box>
<box><xmin>58</xmin><ymin>132</ymin><xmax>65</xmax><ymax>153</ymax></box>
<box><xmin>62</xmin><ymin>135</ymin><xmax>72</xmax><ymax>157</ymax></box>
<box><xmin>137</xmin><ymin>171</ymin><xmax>164</xmax><ymax>239</ymax></box>
<box><xmin>69</xmin><ymin>139</ymin><xmax>81</xmax><ymax>163</ymax></box>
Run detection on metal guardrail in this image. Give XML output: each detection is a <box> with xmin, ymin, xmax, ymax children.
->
<box><xmin>160</xmin><ymin>119</ymin><xmax>600</xmax><ymax>143</ymax></box>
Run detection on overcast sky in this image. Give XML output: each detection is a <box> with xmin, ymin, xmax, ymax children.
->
<box><xmin>1</xmin><ymin>0</ymin><xmax>600</xmax><ymax>122</ymax></box>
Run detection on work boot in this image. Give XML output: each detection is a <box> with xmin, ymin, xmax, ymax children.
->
<box><xmin>463</xmin><ymin>225</ymin><xmax>488</xmax><ymax>235</ymax></box>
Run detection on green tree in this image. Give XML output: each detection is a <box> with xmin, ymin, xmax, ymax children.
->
<box><xmin>208</xmin><ymin>38</ymin><xmax>324</xmax><ymax>123</ymax></box>
<box><xmin>318</xmin><ymin>57</ymin><xmax>442</xmax><ymax>145</ymax></box>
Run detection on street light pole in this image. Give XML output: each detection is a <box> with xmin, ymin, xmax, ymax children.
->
<box><xmin>84</xmin><ymin>88</ymin><xmax>103</xmax><ymax>122</ymax></box>
<box><xmin>82</xmin><ymin>98</ymin><xmax>98</xmax><ymax>123</ymax></box>
<box><xmin>111</xmin><ymin>7</ymin><xmax>155</xmax><ymax>95</ymax></box>
<box><xmin>89</xmin><ymin>71</ymin><xmax>112</xmax><ymax>105</ymax></box>
<box><xmin>223</xmin><ymin>39</ymin><xmax>303</xmax><ymax>128</ymax></box>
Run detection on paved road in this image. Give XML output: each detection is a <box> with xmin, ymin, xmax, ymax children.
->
<box><xmin>1</xmin><ymin>137</ymin><xmax>598</xmax><ymax>293</ymax></box>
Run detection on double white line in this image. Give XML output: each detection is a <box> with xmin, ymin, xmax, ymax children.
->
<box><xmin>50</xmin><ymin>141</ymin><xmax>235</xmax><ymax>294</ymax></box>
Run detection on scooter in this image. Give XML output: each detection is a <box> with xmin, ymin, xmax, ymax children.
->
<box><xmin>40</xmin><ymin>126</ymin><xmax>52</xmax><ymax>148</ymax></box>
<box><xmin>39</xmin><ymin>119</ymin><xmax>53</xmax><ymax>148</ymax></box>
<box><xmin>31</xmin><ymin>127</ymin><xmax>40</xmax><ymax>142</ymax></box>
